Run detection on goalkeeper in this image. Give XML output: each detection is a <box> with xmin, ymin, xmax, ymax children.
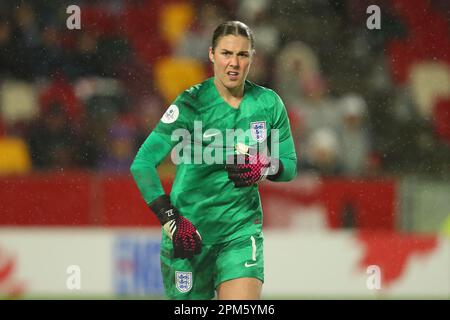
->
<box><xmin>130</xmin><ymin>21</ymin><xmax>297</xmax><ymax>300</ymax></box>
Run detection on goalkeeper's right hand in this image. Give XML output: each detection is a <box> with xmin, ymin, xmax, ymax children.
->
<box><xmin>149</xmin><ymin>195</ymin><xmax>202</xmax><ymax>259</ymax></box>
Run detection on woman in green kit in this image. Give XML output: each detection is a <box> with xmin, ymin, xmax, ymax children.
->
<box><xmin>131</xmin><ymin>21</ymin><xmax>297</xmax><ymax>300</ymax></box>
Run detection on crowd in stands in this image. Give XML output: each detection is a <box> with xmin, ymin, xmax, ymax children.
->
<box><xmin>0</xmin><ymin>0</ymin><xmax>449</xmax><ymax>177</ymax></box>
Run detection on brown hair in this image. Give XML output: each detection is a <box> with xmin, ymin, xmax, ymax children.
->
<box><xmin>211</xmin><ymin>21</ymin><xmax>254</xmax><ymax>52</ymax></box>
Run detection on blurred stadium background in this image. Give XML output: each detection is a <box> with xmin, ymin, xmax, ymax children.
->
<box><xmin>0</xmin><ymin>0</ymin><xmax>449</xmax><ymax>299</ymax></box>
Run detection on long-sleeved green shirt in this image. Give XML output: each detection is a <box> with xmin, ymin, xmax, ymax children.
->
<box><xmin>131</xmin><ymin>78</ymin><xmax>297</xmax><ymax>244</ymax></box>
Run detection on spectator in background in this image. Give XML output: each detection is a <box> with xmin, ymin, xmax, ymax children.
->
<box><xmin>294</xmin><ymin>76</ymin><xmax>375</xmax><ymax>177</ymax></box>
<box><xmin>98</xmin><ymin>117</ymin><xmax>136</xmax><ymax>172</ymax></box>
<box><xmin>275</xmin><ymin>41</ymin><xmax>321</xmax><ymax>106</ymax></box>
<box><xmin>33</xmin><ymin>24</ymin><xmax>65</xmax><ymax>79</ymax></box>
<box><xmin>38</xmin><ymin>74</ymin><xmax>83</xmax><ymax>123</ymax></box>
<box><xmin>338</xmin><ymin>93</ymin><xmax>373</xmax><ymax>176</ymax></box>
<box><xmin>293</xmin><ymin>72</ymin><xmax>343</xmax><ymax>173</ymax></box>
<box><xmin>174</xmin><ymin>2</ymin><xmax>225</xmax><ymax>64</ymax></box>
<box><xmin>246</xmin><ymin>52</ymin><xmax>271</xmax><ymax>87</ymax></box>
<box><xmin>9</xmin><ymin>2</ymin><xmax>40</xmax><ymax>80</ymax></box>
<box><xmin>302</xmin><ymin>127</ymin><xmax>343</xmax><ymax>176</ymax></box>
<box><xmin>26</xmin><ymin>103</ymin><xmax>80</xmax><ymax>170</ymax></box>
<box><xmin>298</xmin><ymin>73</ymin><xmax>342</xmax><ymax>135</ymax></box>
<box><xmin>0</xmin><ymin>16</ymin><xmax>15</xmax><ymax>78</ymax></box>
<box><xmin>65</xmin><ymin>31</ymin><xmax>105</xmax><ymax>79</ymax></box>
<box><xmin>12</xmin><ymin>2</ymin><xmax>40</xmax><ymax>48</ymax></box>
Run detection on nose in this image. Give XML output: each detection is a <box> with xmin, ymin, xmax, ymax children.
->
<box><xmin>230</xmin><ymin>54</ymin><xmax>239</xmax><ymax>69</ymax></box>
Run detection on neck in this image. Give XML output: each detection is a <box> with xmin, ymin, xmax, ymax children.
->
<box><xmin>214</xmin><ymin>77</ymin><xmax>244</xmax><ymax>101</ymax></box>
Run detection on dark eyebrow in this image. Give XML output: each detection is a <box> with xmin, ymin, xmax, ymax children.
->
<box><xmin>220</xmin><ymin>49</ymin><xmax>249</xmax><ymax>54</ymax></box>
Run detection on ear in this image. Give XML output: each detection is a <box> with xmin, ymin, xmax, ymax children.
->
<box><xmin>208</xmin><ymin>47</ymin><xmax>214</xmax><ymax>63</ymax></box>
<box><xmin>250</xmin><ymin>49</ymin><xmax>256</xmax><ymax>63</ymax></box>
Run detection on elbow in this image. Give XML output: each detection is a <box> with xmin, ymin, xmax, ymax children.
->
<box><xmin>283</xmin><ymin>157</ymin><xmax>298</xmax><ymax>181</ymax></box>
<box><xmin>288</xmin><ymin>154</ymin><xmax>299</xmax><ymax>181</ymax></box>
<box><xmin>289</xmin><ymin>163</ymin><xmax>298</xmax><ymax>181</ymax></box>
<box><xmin>130</xmin><ymin>158</ymin><xmax>139</xmax><ymax>177</ymax></box>
<box><xmin>283</xmin><ymin>165</ymin><xmax>297</xmax><ymax>182</ymax></box>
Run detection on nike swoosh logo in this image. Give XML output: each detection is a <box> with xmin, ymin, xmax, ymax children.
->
<box><xmin>203</xmin><ymin>132</ymin><xmax>220</xmax><ymax>139</ymax></box>
<box><xmin>244</xmin><ymin>262</ymin><xmax>257</xmax><ymax>268</ymax></box>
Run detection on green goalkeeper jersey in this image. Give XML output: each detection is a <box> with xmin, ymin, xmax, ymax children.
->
<box><xmin>131</xmin><ymin>78</ymin><xmax>297</xmax><ymax>244</ymax></box>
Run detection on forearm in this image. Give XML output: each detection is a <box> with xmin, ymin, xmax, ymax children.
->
<box><xmin>268</xmin><ymin>136</ymin><xmax>298</xmax><ymax>182</ymax></box>
<box><xmin>130</xmin><ymin>132</ymin><xmax>172</xmax><ymax>204</ymax></box>
<box><xmin>270</xmin><ymin>156</ymin><xmax>297</xmax><ymax>182</ymax></box>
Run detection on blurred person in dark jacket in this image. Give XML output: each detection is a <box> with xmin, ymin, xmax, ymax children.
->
<box><xmin>26</xmin><ymin>103</ymin><xmax>80</xmax><ymax>170</ymax></box>
<box><xmin>0</xmin><ymin>17</ymin><xmax>16</xmax><ymax>77</ymax></box>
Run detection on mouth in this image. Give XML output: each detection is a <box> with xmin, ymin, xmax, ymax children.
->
<box><xmin>227</xmin><ymin>71</ymin><xmax>239</xmax><ymax>81</ymax></box>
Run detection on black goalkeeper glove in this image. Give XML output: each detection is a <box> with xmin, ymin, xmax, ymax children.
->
<box><xmin>225</xmin><ymin>144</ymin><xmax>283</xmax><ymax>187</ymax></box>
<box><xmin>149</xmin><ymin>195</ymin><xmax>202</xmax><ymax>259</ymax></box>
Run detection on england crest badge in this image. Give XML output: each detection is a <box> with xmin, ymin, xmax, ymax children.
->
<box><xmin>250</xmin><ymin>121</ymin><xmax>267</xmax><ymax>143</ymax></box>
<box><xmin>175</xmin><ymin>271</ymin><xmax>193</xmax><ymax>293</ymax></box>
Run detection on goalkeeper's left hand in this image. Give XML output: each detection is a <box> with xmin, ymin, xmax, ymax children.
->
<box><xmin>225</xmin><ymin>144</ymin><xmax>283</xmax><ymax>187</ymax></box>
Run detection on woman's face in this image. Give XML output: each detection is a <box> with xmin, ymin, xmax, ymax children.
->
<box><xmin>209</xmin><ymin>35</ymin><xmax>253</xmax><ymax>92</ymax></box>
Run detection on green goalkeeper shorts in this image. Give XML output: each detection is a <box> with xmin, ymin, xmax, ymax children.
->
<box><xmin>160</xmin><ymin>232</ymin><xmax>264</xmax><ymax>300</ymax></box>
